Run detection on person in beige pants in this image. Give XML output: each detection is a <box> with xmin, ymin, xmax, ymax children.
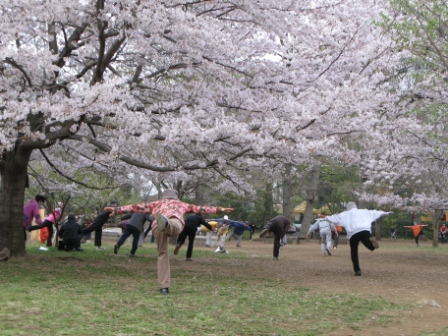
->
<box><xmin>118</xmin><ymin>189</ymin><xmax>233</xmax><ymax>295</ymax></box>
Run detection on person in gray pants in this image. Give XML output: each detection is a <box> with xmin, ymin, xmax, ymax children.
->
<box><xmin>307</xmin><ymin>217</ymin><xmax>338</xmax><ymax>256</ymax></box>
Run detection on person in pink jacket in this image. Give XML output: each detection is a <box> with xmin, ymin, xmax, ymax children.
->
<box><xmin>23</xmin><ymin>195</ymin><xmax>46</xmax><ymax>241</ymax></box>
<box><xmin>117</xmin><ymin>189</ymin><xmax>233</xmax><ymax>295</ymax></box>
<box><xmin>28</xmin><ymin>202</ymin><xmax>63</xmax><ymax>247</ymax></box>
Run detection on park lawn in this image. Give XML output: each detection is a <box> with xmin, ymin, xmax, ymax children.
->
<box><xmin>1</xmin><ymin>242</ymin><xmax>410</xmax><ymax>336</ymax></box>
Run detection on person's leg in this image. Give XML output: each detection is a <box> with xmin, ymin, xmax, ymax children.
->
<box><xmin>334</xmin><ymin>233</ymin><xmax>339</xmax><ymax>248</ymax></box>
<box><xmin>153</xmin><ymin>217</ymin><xmax>183</xmax><ymax>292</ymax></box>
<box><xmin>46</xmin><ymin>222</ymin><xmax>54</xmax><ymax>247</ymax></box>
<box><xmin>349</xmin><ymin>232</ymin><xmax>362</xmax><ymax>274</ymax></box>
<box><xmin>115</xmin><ymin>226</ymin><xmax>132</xmax><ymax>254</ymax></box>
<box><xmin>205</xmin><ymin>231</ymin><xmax>212</xmax><ymax>247</ymax></box>
<box><xmin>359</xmin><ymin>230</ymin><xmax>377</xmax><ymax>251</ymax></box>
<box><xmin>228</xmin><ymin>231</ymin><xmax>234</xmax><ymax>241</ymax></box>
<box><xmin>186</xmin><ymin>227</ymin><xmax>196</xmax><ymax>259</ymax></box>
<box><xmin>324</xmin><ymin>231</ymin><xmax>332</xmax><ymax>252</ymax></box>
<box><xmin>94</xmin><ymin>226</ymin><xmax>102</xmax><ymax>247</ymax></box>
<box><xmin>415</xmin><ymin>234</ymin><xmax>419</xmax><ymax>246</ymax></box>
<box><xmin>130</xmin><ymin>226</ymin><xmax>140</xmax><ymax>255</ymax></box>
<box><xmin>174</xmin><ymin>228</ymin><xmax>187</xmax><ymax>255</ymax></box>
<box><xmin>319</xmin><ymin>232</ymin><xmax>326</xmax><ymax>255</ymax></box>
<box><xmin>273</xmin><ymin>228</ymin><xmax>281</xmax><ymax>259</ymax></box>
<box><xmin>236</xmin><ymin>234</ymin><xmax>243</xmax><ymax>247</ymax></box>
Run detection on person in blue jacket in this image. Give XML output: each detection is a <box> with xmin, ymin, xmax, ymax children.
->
<box><xmin>227</xmin><ymin>220</ymin><xmax>253</xmax><ymax>247</ymax></box>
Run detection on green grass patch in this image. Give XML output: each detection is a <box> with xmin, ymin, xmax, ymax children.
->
<box><xmin>0</xmin><ymin>242</ymin><xmax>410</xmax><ymax>336</ymax></box>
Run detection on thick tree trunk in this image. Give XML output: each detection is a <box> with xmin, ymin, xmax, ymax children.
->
<box><xmin>301</xmin><ymin>164</ymin><xmax>321</xmax><ymax>240</ymax></box>
<box><xmin>0</xmin><ymin>148</ymin><xmax>32</xmax><ymax>256</ymax></box>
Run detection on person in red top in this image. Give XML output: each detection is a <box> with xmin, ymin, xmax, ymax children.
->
<box><xmin>404</xmin><ymin>221</ymin><xmax>428</xmax><ymax>247</ymax></box>
<box><xmin>117</xmin><ymin>189</ymin><xmax>233</xmax><ymax>295</ymax></box>
<box><xmin>439</xmin><ymin>224</ymin><xmax>448</xmax><ymax>243</ymax></box>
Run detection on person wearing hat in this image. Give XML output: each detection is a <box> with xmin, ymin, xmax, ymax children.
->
<box><xmin>82</xmin><ymin>200</ymin><xmax>119</xmax><ymax>250</ymax></box>
<box><xmin>323</xmin><ymin>202</ymin><xmax>392</xmax><ymax>276</ymax></box>
<box><xmin>117</xmin><ymin>189</ymin><xmax>233</xmax><ymax>295</ymax></box>
<box><xmin>259</xmin><ymin>215</ymin><xmax>292</xmax><ymax>260</ymax></box>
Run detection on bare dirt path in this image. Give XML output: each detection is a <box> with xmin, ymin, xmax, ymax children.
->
<box><xmin>169</xmin><ymin>238</ymin><xmax>448</xmax><ymax>336</ymax></box>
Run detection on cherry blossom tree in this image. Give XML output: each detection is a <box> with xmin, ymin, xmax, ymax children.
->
<box><xmin>1</xmin><ymin>0</ymin><xmax>404</xmax><ymax>255</ymax></box>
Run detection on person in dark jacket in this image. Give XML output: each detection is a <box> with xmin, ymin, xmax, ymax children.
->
<box><xmin>174</xmin><ymin>213</ymin><xmax>213</xmax><ymax>261</ymax></box>
<box><xmin>58</xmin><ymin>214</ymin><xmax>83</xmax><ymax>251</ymax></box>
<box><xmin>227</xmin><ymin>220</ymin><xmax>253</xmax><ymax>247</ymax></box>
<box><xmin>114</xmin><ymin>207</ymin><xmax>153</xmax><ymax>257</ymax></box>
<box><xmin>82</xmin><ymin>201</ymin><xmax>118</xmax><ymax>250</ymax></box>
<box><xmin>259</xmin><ymin>215</ymin><xmax>291</xmax><ymax>260</ymax></box>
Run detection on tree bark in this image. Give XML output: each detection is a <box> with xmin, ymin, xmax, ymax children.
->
<box><xmin>432</xmin><ymin>209</ymin><xmax>443</xmax><ymax>247</ymax></box>
<box><xmin>282</xmin><ymin>163</ymin><xmax>293</xmax><ymax>218</ymax></box>
<box><xmin>0</xmin><ymin>147</ymin><xmax>33</xmax><ymax>256</ymax></box>
<box><xmin>301</xmin><ymin>164</ymin><xmax>321</xmax><ymax>240</ymax></box>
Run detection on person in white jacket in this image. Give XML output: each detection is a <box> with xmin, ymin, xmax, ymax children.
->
<box><xmin>323</xmin><ymin>202</ymin><xmax>392</xmax><ymax>276</ymax></box>
<box><xmin>307</xmin><ymin>216</ymin><xmax>338</xmax><ymax>256</ymax></box>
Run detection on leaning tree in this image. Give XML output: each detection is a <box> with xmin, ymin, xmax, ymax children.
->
<box><xmin>1</xmin><ymin>0</ymin><xmax>407</xmax><ymax>255</ymax></box>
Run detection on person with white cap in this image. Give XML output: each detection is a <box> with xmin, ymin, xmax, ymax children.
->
<box><xmin>323</xmin><ymin>202</ymin><xmax>392</xmax><ymax>276</ymax></box>
<box><xmin>117</xmin><ymin>189</ymin><xmax>233</xmax><ymax>295</ymax></box>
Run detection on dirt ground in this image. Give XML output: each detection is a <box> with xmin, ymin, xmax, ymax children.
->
<box><xmin>168</xmin><ymin>238</ymin><xmax>448</xmax><ymax>336</ymax></box>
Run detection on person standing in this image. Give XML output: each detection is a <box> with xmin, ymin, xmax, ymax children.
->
<box><xmin>82</xmin><ymin>200</ymin><xmax>118</xmax><ymax>250</ymax></box>
<box><xmin>58</xmin><ymin>214</ymin><xmax>83</xmax><ymax>251</ymax></box>
<box><xmin>404</xmin><ymin>221</ymin><xmax>428</xmax><ymax>247</ymax></box>
<box><xmin>323</xmin><ymin>202</ymin><xmax>392</xmax><ymax>276</ymax></box>
<box><xmin>117</xmin><ymin>189</ymin><xmax>233</xmax><ymax>295</ymax></box>
<box><xmin>259</xmin><ymin>215</ymin><xmax>291</xmax><ymax>260</ymax></box>
<box><xmin>173</xmin><ymin>213</ymin><xmax>213</xmax><ymax>261</ymax></box>
<box><xmin>114</xmin><ymin>207</ymin><xmax>153</xmax><ymax>257</ymax></box>
<box><xmin>306</xmin><ymin>217</ymin><xmax>338</xmax><ymax>256</ymax></box>
<box><xmin>23</xmin><ymin>195</ymin><xmax>46</xmax><ymax>241</ymax></box>
<box><xmin>27</xmin><ymin>203</ymin><xmax>63</xmax><ymax>247</ymax></box>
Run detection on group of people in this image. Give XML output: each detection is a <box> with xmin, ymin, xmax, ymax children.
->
<box><xmin>27</xmin><ymin>192</ymin><xmax>442</xmax><ymax>293</ymax></box>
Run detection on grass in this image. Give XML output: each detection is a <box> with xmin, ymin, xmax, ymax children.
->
<box><xmin>0</xmin><ymin>241</ymin><xmax>417</xmax><ymax>336</ymax></box>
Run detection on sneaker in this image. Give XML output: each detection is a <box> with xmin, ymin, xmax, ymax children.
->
<box><xmin>236</xmin><ymin>244</ymin><xmax>241</xmax><ymax>247</ymax></box>
<box><xmin>259</xmin><ymin>228</ymin><xmax>269</xmax><ymax>238</ymax></box>
<box><xmin>160</xmin><ymin>288</ymin><xmax>169</xmax><ymax>295</ymax></box>
<box><xmin>186</xmin><ymin>258</ymin><xmax>193</xmax><ymax>261</ymax></box>
<box><xmin>96</xmin><ymin>246</ymin><xmax>105</xmax><ymax>250</ymax></box>
<box><xmin>326</xmin><ymin>248</ymin><xmax>331</xmax><ymax>256</ymax></box>
<box><xmin>205</xmin><ymin>244</ymin><xmax>211</xmax><ymax>248</ymax></box>
<box><xmin>114</xmin><ymin>245</ymin><xmax>119</xmax><ymax>255</ymax></box>
<box><xmin>154</xmin><ymin>213</ymin><xmax>168</xmax><ymax>232</ymax></box>
<box><xmin>369</xmin><ymin>237</ymin><xmax>379</xmax><ymax>249</ymax></box>
<box><xmin>354</xmin><ymin>271</ymin><xmax>362</xmax><ymax>276</ymax></box>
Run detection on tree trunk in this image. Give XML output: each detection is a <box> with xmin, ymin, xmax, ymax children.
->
<box><xmin>301</xmin><ymin>164</ymin><xmax>321</xmax><ymax>240</ymax></box>
<box><xmin>282</xmin><ymin>163</ymin><xmax>293</xmax><ymax>218</ymax></box>
<box><xmin>432</xmin><ymin>209</ymin><xmax>443</xmax><ymax>247</ymax></box>
<box><xmin>375</xmin><ymin>217</ymin><xmax>383</xmax><ymax>241</ymax></box>
<box><xmin>0</xmin><ymin>148</ymin><xmax>32</xmax><ymax>256</ymax></box>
